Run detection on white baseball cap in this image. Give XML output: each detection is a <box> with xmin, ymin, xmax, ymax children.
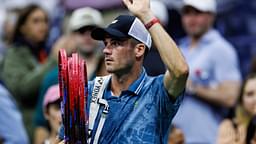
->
<box><xmin>183</xmin><ymin>0</ymin><xmax>217</xmax><ymax>13</ymax></box>
<box><xmin>69</xmin><ymin>7</ymin><xmax>103</xmax><ymax>31</ymax></box>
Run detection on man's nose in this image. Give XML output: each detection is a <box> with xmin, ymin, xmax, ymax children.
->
<box><xmin>103</xmin><ymin>44</ymin><xmax>112</xmax><ymax>54</ymax></box>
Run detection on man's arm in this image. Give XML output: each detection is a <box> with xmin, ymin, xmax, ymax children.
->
<box><xmin>186</xmin><ymin>42</ymin><xmax>241</xmax><ymax>107</ymax></box>
<box><xmin>123</xmin><ymin>0</ymin><xmax>189</xmax><ymax>98</ymax></box>
<box><xmin>188</xmin><ymin>80</ymin><xmax>240</xmax><ymax>107</ymax></box>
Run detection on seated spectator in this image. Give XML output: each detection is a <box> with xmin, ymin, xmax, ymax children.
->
<box><xmin>43</xmin><ymin>84</ymin><xmax>61</xmax><ymax>144</ymax></box>
<box><xmin>172</xmin><ymin>0</ymin><xmax>241</xmax><ymax>143</ymax></box>
<box><xmin>217</xmin><ymin>73</ymin><xmax>256</xmax><ymax>143</ymax></box>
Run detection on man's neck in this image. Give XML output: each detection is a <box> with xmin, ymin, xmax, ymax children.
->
<box><xmin>111</xmin><ymin>66</ymin><xmax>142</xmax><ymax>96</ymax></box>
<box><xmin>188</xmin><ymin>30</ymin><xmax>209</xmax><ymax>50</ymax></box>
<box><xmin>189</xmin><ymin>38</ymin><xmax>200</xmax><ymax>50</ymax></box>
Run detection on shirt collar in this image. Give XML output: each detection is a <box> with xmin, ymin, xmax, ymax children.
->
<box><xmin>106</xmin><ymin>68</ymin><xmax>147</xmax><ymax>96</ymax></box>
<box><xmin>180</xmin><ymin>29</ymin><xmax>219</xmax><ymax>50</ymax></box>
<box><xmin>200</xmin><ymin>29</ymin><xmax>219</xmax><ymax>44</ymax></box>
<box><xmin>127</xmin><ymin>68</ymin><xmax>147</xmax><ymax>95</ymax></box>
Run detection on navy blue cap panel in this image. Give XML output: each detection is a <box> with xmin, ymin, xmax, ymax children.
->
<box><xmin>91</xmin><ymin>27</ymin><xmax>129</xmax><ymax>40</ymax></box>
<box><xmin>91</xmin><ymin>28</ymin><xmax>107</xmax><ymax>40</ymax></box>
<box><xmin>91</xmin><ymin>15</ymin><xmax>136</xmax><ymax>40</ymax></box>
<box><xmin>108</xmin><ymin>15</ymin><xmax>135</xmax><ymax>34</ymax></box>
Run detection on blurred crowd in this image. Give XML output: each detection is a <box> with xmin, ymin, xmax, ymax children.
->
<box><xmin>0</xmin><ymin>0</ymin><xmax>255</xmax><ymax>144</ymax></box>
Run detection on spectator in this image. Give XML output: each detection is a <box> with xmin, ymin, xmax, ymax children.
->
<box><xmin>68</xmin><ymin>7</ymin><xmax>107</xmax><ymax>79</ymax></box>
<box><xmin>1</xmin><ymin>4</ymin><xmax>66</xmax><ymax>141</ymax></box>
<box><xmin>0</xmin><ymin>83</ymin><xmax>29</xmax><ymax>144</ymax></box>
<box><xmin>172</xmin><ymin>0</ymin><xmax>241</xmax><ymax>143</ymax></box>
<box><xmin>1</xmin><ymin>4</ymin><xmax>54</xmax><ymax>107</ymax></box>
<box><xmin>43</xmin><ymin>84</ymin><xmax>61</xmax><ymax>144</ymax></box>
<box><xmin>217</xmin><ymin>73</ymin><xmax>256</xmax><ymax>144</ymax></box>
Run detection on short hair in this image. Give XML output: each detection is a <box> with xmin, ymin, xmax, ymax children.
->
<box><xmin>130</xmin><ymin>38</ymin><xmax>149</xmax><ymax>56</ymax></box>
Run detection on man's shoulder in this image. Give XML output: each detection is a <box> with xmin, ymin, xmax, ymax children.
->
<box><xmin>141</xmin><ymin>74</ymin><xmax>165</xmax><ymax>89</ymax></box>
<box><xmin>202</xmin><ymin>30</ymin><xmax>237</xmax><ymax>57</ymax></box>
<box><xmin>208</xmin><ymin>30</ymin><xmax>235</xmax><ymax>49</ymax></box>
<box><xmin>88</xmin><ymin>74</ymin><xmax>165</xmax><ymax>94</ymax></box>
<box><xmin>210</xmin><ymin>39</ymin><xmax>237</xmax><ymax>59</ymax></box>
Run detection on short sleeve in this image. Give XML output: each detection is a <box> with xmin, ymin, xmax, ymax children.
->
<box><xmin>153</xmin><ymin>75</ymin><xmax>184</xmax><ymax>142</ymax></box>
<box><xmin>213</xmin><ymin>45</ymin><xmax>241</xmax><ymax>82</ymax></box>
<box><xmin>155</xmin><ymin>75</ymin><xmax>184</xmax><ymax>116</ymax></box>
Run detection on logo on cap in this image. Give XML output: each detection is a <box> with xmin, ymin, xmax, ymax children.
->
<box><xmin>111</xmin><ymin>20</ymin><xmax>118</xmax><ymax>24</ymax></box>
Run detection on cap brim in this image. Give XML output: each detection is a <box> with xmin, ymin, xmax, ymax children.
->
<box><xmin>91</xmin><ymin>27</ymin><xmax>129</xmax><ymax>40</ymax></box>
<box><xmin>182</xmin><ymin>5</ymin><xmax>215</xmax><ymax>13</ymax></box>
<box><xmin>71</xmin><ymin>24</ymin><xmax>98</xmax><ymax>32</ymax></box>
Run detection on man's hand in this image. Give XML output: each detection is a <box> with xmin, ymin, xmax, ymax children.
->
<box><xmin>123</xmin><ymin>0</ymin><xmax>189</xmax><ymax>98</ymax></box>
<box><xmin>50</xmin><ymin>35</ymin><xmax>77</xmax><ymax>60</ymax></box>
<box><xmin>122</xmin><ymin>0</ymin><xmax>154</xmax><ymax>23</ymax></box>
<box><xmin>189</xmin><ymin>80</ymin><xmax>240</xmax><ymax>107</ymax></box>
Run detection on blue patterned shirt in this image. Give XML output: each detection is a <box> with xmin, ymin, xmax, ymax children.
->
<box><xmin>60</xmin><ymin>69</ymin><xmax>183</xmax><ymax>143</ymax></box>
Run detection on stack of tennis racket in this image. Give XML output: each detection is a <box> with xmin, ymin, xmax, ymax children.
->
<box><xmin>58</xmin><ymin>49</ymin><xmax>88</xmax><ymax>144</ymax></box>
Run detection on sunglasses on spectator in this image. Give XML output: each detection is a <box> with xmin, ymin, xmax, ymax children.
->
<box><xmin>74</xmin><ymin>26</ymin><xmax>96</xmax><ymax>34</ymax></box>
<box><xmin>181</xmin><ymin>6</ymin><xmax>209</xmax><ymax>15</ymax></box>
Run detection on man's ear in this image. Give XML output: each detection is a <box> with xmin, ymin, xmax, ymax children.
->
<box><xmin>134</xmin><ymin>43</ymin><xmax>146</xmax><ymax>58</ymax></box>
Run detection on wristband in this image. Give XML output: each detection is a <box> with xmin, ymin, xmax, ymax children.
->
<box><xmin>144</xmin><ymin>17</ymin><xmax>160</xmax><ymax>29</ymax></box>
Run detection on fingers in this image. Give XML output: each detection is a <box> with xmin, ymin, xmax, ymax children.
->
<box><xmin>122</xmin><ymin>0</ymin><xmax>131</xmax><ymax>8</ymax></box>
<box><xmin>122</xmin><ymin>0</ymin><xmax>153</xmax><ymax>21</ymax></box>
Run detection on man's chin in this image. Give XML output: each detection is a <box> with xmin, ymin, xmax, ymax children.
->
<box><xmin>187</xmin><ymin>29</ymin><xmax>207</xmax><ymax>38</ymax></box>
<box><xmin>106</xmin><ymin>67</ymin><xmax>115</xmax><ymax>73</ymax></box>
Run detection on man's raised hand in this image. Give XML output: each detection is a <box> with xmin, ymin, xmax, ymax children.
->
<box><xmin>122</xmin><ymin>0</ymin><xmax>154</xmax><ymax>24</ymax></box>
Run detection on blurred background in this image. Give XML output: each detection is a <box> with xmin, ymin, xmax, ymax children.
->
<box><xmin>0</xmin><ymin>0</ymin><xmax>255</xmax><ymax>144</ymax></box>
